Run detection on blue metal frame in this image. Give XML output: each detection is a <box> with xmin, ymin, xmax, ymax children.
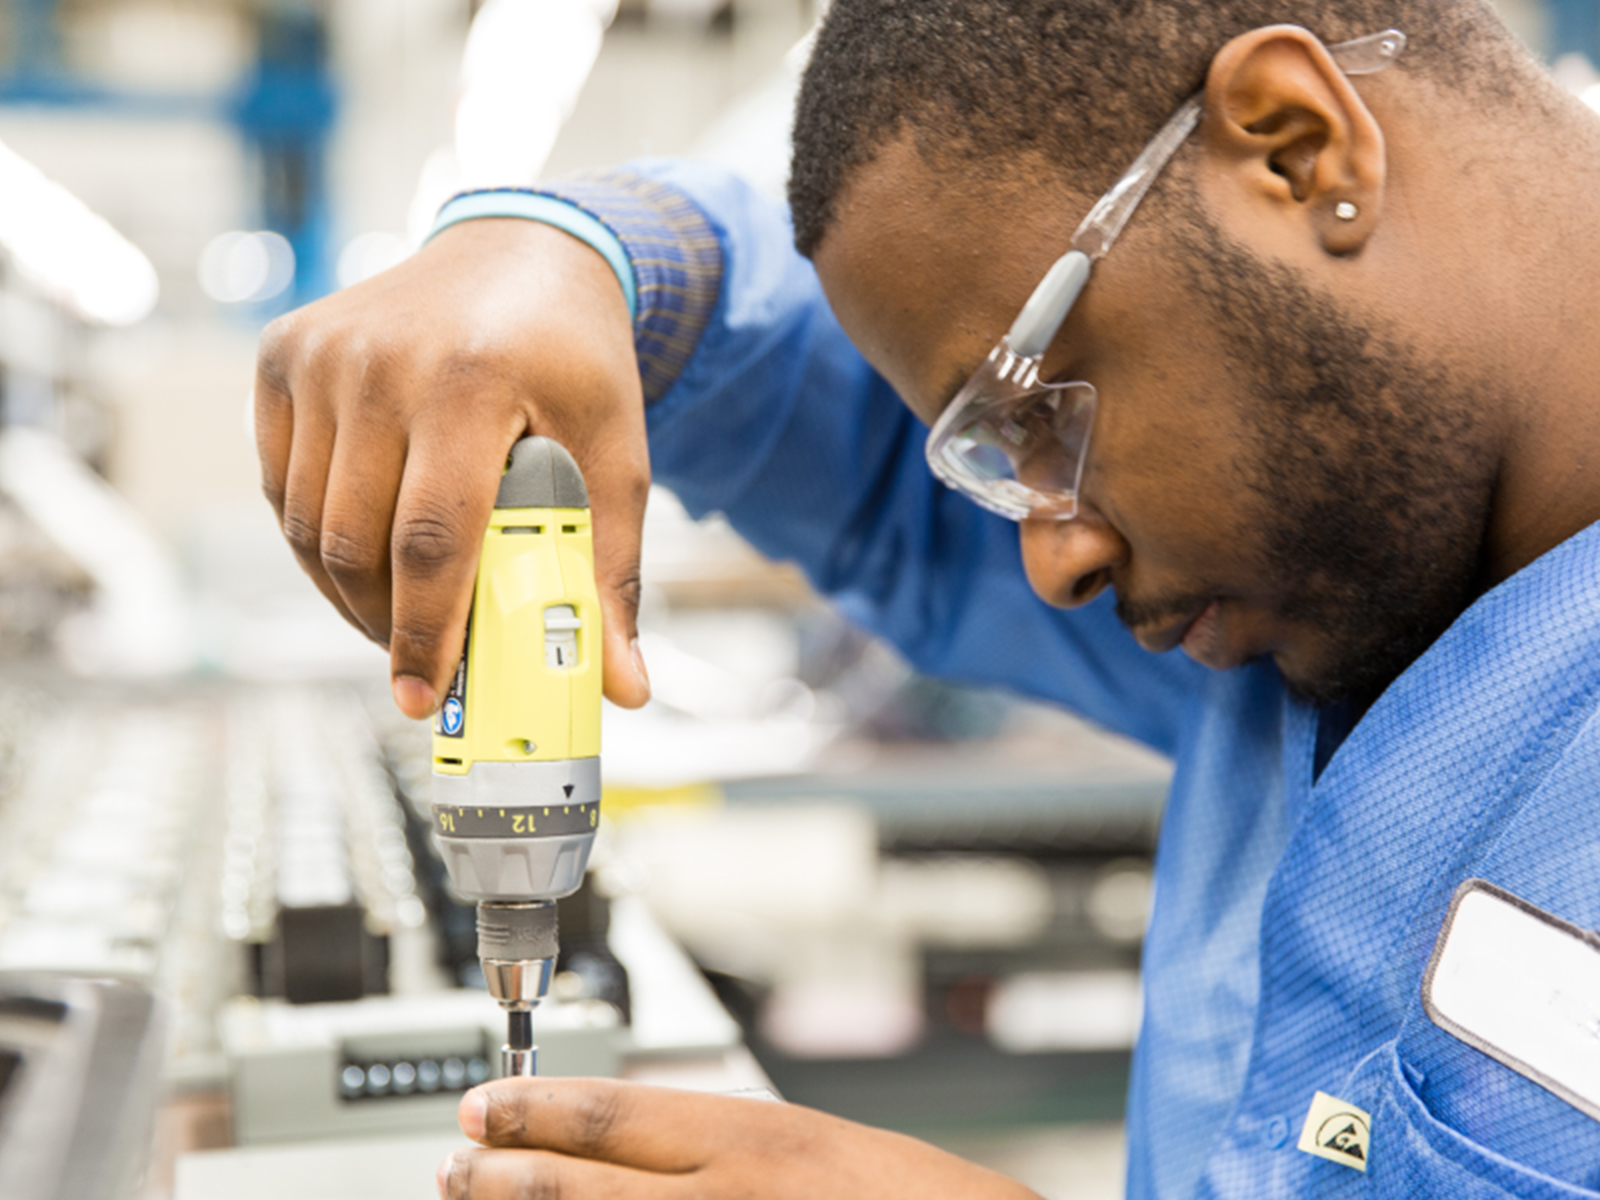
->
<box><xmin>0</xmin><ymin>0</ymin><xmax>338</xmax><ymax>310</ymax></box>
<box><xmin>1551</xmin><ymin>0</ymin><xmax>1600</xmax><ymax>64</ymax></box>
<box><xmin>229</xmin><ymin>9</ymin><xmax>338</xmax><ymax>305</ymax></box>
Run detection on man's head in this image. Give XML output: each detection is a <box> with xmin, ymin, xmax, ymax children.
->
<box><xmin>790</xmin><ymin>0</ymin><xmax>1557</xmax><ymax>708</ymax></box>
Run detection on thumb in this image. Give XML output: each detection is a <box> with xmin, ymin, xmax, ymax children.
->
<box><xmin>582</xmin><ymin>437</ymin><xmax>651</xmax><ymax>710</ymax></box>
<box><xmin>599</xmin><ymin>570</ymin><xmax>650</xmax><ymax>709</ymax></box>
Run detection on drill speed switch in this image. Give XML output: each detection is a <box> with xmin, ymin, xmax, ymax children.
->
<box><xmin>430</xmin><ymin>436</ymin><xmax>603</xmax><ymax>1079</ymax></box>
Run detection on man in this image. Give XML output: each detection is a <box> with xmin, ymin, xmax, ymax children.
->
<box><xmin>254</xmin><ymin>0</ymin><xmax>1600</xmax><ymax>1195</ymax></box>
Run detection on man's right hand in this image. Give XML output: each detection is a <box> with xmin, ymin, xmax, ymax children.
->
<box><xmin>254</xmin><ymin>218</ymin><xmax>653</xmax><ymax>718</ymax></box>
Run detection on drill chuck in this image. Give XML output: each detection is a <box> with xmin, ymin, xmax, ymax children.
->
<box><xmin>479</xmin><ymin>900</ymin><xmax>557</xmax><ymax>1079</ymax></box>
<box><xmin>477</xmin><ymin>900</ymin><xmax>558</xmax><ymax>1008</ymax></box>
<box><xmin>477</xmin><ymin>901</ymin><xmax>559</xmax><ymax>964</ymax></box>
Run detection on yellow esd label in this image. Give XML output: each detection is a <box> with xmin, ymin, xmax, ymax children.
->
<box><xmin>1297</xmin><ymin>1091</ymin><xmax>1370</xmax><ymax>1172</ymax></box>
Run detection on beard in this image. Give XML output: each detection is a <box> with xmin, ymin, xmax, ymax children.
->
<box><xmin>1147</xmin><ymin>209</ymin><xmax>1497</xmax><ymax>710</ymax></box>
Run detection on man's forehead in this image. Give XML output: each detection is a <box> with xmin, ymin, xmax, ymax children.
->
<box><xmin>813</xmin><ymin>135</ymin><xmax>1086</xmax><ymax>420</ymax></box>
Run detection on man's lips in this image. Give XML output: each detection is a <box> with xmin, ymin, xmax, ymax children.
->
<box><xmin>1132</xmin><ymin>600</ymin><xmax>1209</xmax><ymax>654</ymax></box>
<box><xmin>1181</xmin><ymin>599</ymin><xmax>1237</xmax><ymax>668</ymax></box>
<box><xmin>1133</xmin><ymin>599</ymin><xmax>1245</xmax><ymax>670</ymax></box>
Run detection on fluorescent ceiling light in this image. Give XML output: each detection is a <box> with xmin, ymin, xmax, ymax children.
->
<box><xmin>0</xmin><ymin>138</ymin><xmax>160</xmax><ymax>327</ymax></box>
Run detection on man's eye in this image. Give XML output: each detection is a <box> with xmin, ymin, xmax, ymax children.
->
<box><xmin>996</xmin><ymin>418</ymin><xmax>1030</xmax><ymax>448</ymax></box>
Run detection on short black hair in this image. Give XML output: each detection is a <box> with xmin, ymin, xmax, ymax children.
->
<box><xmin>789</xmin><ymin>0</ymin><xmax>1530</xmax><ymax>258</ymax></box>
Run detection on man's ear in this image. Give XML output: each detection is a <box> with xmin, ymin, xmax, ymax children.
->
<box><xmin>1202</xmin><ymin>25</ymin><xmax>1386</xmax><ymax>256</ymax></box>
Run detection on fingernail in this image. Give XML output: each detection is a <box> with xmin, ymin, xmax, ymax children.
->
<box><xmin>461</xmin><ymin>1088</ymin><xmax>489</xmax><ymax>1141</ymax></box>
<box><xmin>630</xmin><ymin>637</ymin><xmax>651</xmax><ymax>693</ymax></box>
<box><xmin>436</xmin><ymin>1152</ymin><xmax>454</xmax><ymax>1200</ymax></box>
<box><xmin>393</xmin><ymin>675</ymin><xmax>438</xmax><ymax>719</ymax></box>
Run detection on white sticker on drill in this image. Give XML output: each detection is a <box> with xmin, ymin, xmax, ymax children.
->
<box><xmin>1423</xmin><ymin>879</ymin><xmax>1600</xmax><ymax>1123</ymax></box>
<box><xmin>439</xmin><ymin>616</ymin><xmax>470</xmax><ymax>737</ymax></box>
<box><xmin>544</xmin><ymin>605</ymin><xmax>581</xmax><ymax>670</ymax></box>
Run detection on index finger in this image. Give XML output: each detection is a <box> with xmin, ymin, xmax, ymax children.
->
<box><xmin>253</xmin><ymin>345</ymin><xmax>367</xmax><ymax>635</ymax></box>
<box><xmin>440</xmin><ymin>1146</ymin><xmax>690</xmax><ymax>1200</ymax></box>
<box><xmin>387</xmin><ymin>411</ymin><xmax>520</xmax><ymax>717</ymax></box>
<box><xmin>253</xmin><ymin>349</ymin><xmax>295</xmax><ymax>524</ymax></box>
<box><xmin>465</xmin><ymin>1079</ymin><xmax>768</xmax><ymax>1173</ymax></box>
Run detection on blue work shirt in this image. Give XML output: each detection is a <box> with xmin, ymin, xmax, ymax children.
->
<box><xmin>622</xmin><ymin>159</ymin><xmax>1600</xmax><ymax>1197</ymax></box>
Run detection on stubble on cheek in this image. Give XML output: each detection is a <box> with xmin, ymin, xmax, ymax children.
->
<box><xmin>1171</xmin><ymin>212</ymin><xmax>1496</xmax><ymax>708</ymax></box>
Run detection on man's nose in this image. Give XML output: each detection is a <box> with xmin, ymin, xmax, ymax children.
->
<box><xmin>1020</xmin><ymin>512</ymin><xmax>1127</xmax><ymax>609</ymax></box>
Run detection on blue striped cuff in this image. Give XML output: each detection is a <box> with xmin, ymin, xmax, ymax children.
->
<box><xmin>432</xmin><ymin>174</ymin><xmax>722</xmax><ymax>404</ymax></box>
<box><xmin>429</xmin><ymin>190</ymin><xmax>637</xmax><ymax>316</ymax></box>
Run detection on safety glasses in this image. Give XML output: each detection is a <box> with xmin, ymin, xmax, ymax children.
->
<box><xmin>924</xmin><ymin>28</ymin><xmax>1407</xmax><ymax>521</ymax></box>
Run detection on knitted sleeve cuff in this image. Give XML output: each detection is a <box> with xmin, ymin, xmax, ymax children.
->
<box><xmin>433</xmin><ymin>172</ymin><xmax>723</xmax><ymax>405</ymax></box>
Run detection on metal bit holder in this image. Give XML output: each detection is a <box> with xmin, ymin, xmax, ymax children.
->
<box><xmin>503</xmin><ymin>1009</ymin><xmax>537</xmax><ymax>1077</ymax></box>
<box><xmin>477</xmin><ymin>901</ymin><xmax>559</xmax><ymax>1078</ymax></box>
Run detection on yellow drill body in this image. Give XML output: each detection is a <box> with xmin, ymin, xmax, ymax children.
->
<box><xmin>429</xmin><ymin>437</ymin><xmax>604</xmax><ymax>1078</ymax></box>
<box><xmin>432</xmin><ymin>502</ymin><xmax>602</xmax><ymax>775</ymax></box>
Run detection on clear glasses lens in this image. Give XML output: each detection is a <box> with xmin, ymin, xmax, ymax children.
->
<box><xmin>932</xmin><ymin>377</ymin><xmax>1096</xmax><ymax>520</ymax></box>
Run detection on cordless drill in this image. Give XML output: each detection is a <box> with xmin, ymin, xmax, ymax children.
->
<box><xmin>430</xmin><ymin>437</ymin><xmax>602</xmax><ymax>1077</ymax></box>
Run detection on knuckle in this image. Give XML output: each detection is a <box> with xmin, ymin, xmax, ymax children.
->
<box><xmin>435</xmin><ymin>345</ymin><xmax>481</xmax><ymax>379</ymax></box>
<box><xmin>253</xmin><ymin>372</ymin><xmax>291</xmax><ymax>421</ymax></box>
<box><xmin>411</xmin><ymin>348</ymin><xmax>513</xmax><ymax>417</ymax></box>
<box><xmin>280</xmin><ymin>507</ymin><xmax>321</xmax><ymax>559</ymax></box>
<box><xmin>254</xmin><ymin>375</ymin><xmax>294</xmax><ymax>430</ymax></box>
<box><xmin>437</xmin><ymin>343</ymin><xmax>501</xmax><ymax>383</ymax></box>
<box><xmin>481</xmin><ymin>1086</ymin><xmax>526</xmax><ymax>1143</ymax></box>
<box><xmin>386</xmin><ymin>614</ymin><xmax>436</xmax><ymax>652</ymax></box>
<box><xmin>260</xmin><ymin>475</ymin><xmax>286</xmax><ymax>514</ymax></box>
<box><xmin>568</xmin><ymin>1088</ymin><xmax>623</xmax><ymax>1158</ymax></box>
<box><xmin>353</xmin><ymin>337</ymin><xmax>405</xmax><ymax>397</ymax></box>
<box><xmin>257</xmin><ymin>313</ymin><xmax>297</xmax><ymax>366</ymax></box>
<box><xmin>457</xmin><ymin>1142</ymin><xmax>565</xmax><ymax>1200</ymax></box>
<box><xmin>513</xmin><ymin>1162</ymin><xmax>563</xmax><ymax>1200</ymax></box>
<box><xmin>450</xmin><ymin>1150</ymin><xmax>480</xmax><ymax>1200</ymax></box>
<box><xmin>256</xmin><ymin>318</ymin><xmax>305</xmax><ymax>394</ymax></box>
<box><xmin>610</xmin><ymin>569</ymin><xmax>643</xmax><ymax>615</ymax></box>
<box><xmin>446</xmin><ymin>1151</ymin><xmax>468</xmax><ymax>1200</ymax></box>
<box><xmin>393</xmin><ymin>514</ymin><xmax>464</xmax><ymax>577</ymax></box>
<box><xmin>319</xmin><ymin>525</ymin><xmax>386</xmax><ymax>582</ymax></box>
<box><xmin>619</xmin><ymin>467</ymin><xmax>651</xmax><ymax>506</ymax></box>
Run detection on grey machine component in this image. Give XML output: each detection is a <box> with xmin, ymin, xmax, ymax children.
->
<box><xmin>0</xmin><ymin>974</ymin><xmax>164</xmax><ymax>1200</ymax></box>
<box><xmin>220</xmin><ymin>990</ymin><xmax>619</xmax><ymax>1145</ymax></box>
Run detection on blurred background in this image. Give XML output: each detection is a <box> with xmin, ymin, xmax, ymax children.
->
<box><xmin>0</xmin><ymin>2</ymin><xmax>1592</xmax><ymax>1198</ymax></box>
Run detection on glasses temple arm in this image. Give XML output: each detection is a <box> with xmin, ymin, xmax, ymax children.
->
<box><xmin>1009</xmin><ymin>28</ymin><xmax>1405</xmax><ymax>358</ymax></box>
<box><xmin>1070</xmin><ymin>29</ymin><xmax>1406</xmax><ymax>261</ymax></box>
<box><xmin>1330</xmin><ymin>29</ymin><xmax>1408</xmax><ymax>75</ymax></box>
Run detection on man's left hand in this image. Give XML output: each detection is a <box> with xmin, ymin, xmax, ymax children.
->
<box><xmin>437</xmin><ymin>1078</ymin><xmax>1043</xmax><ymax>1199</ymax></box>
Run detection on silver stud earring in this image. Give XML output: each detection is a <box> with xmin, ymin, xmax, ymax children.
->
<box><xmin>1334</xmin><ymin>201</ymin><xmax>1359</xmax><ymax>222</ymax></box>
